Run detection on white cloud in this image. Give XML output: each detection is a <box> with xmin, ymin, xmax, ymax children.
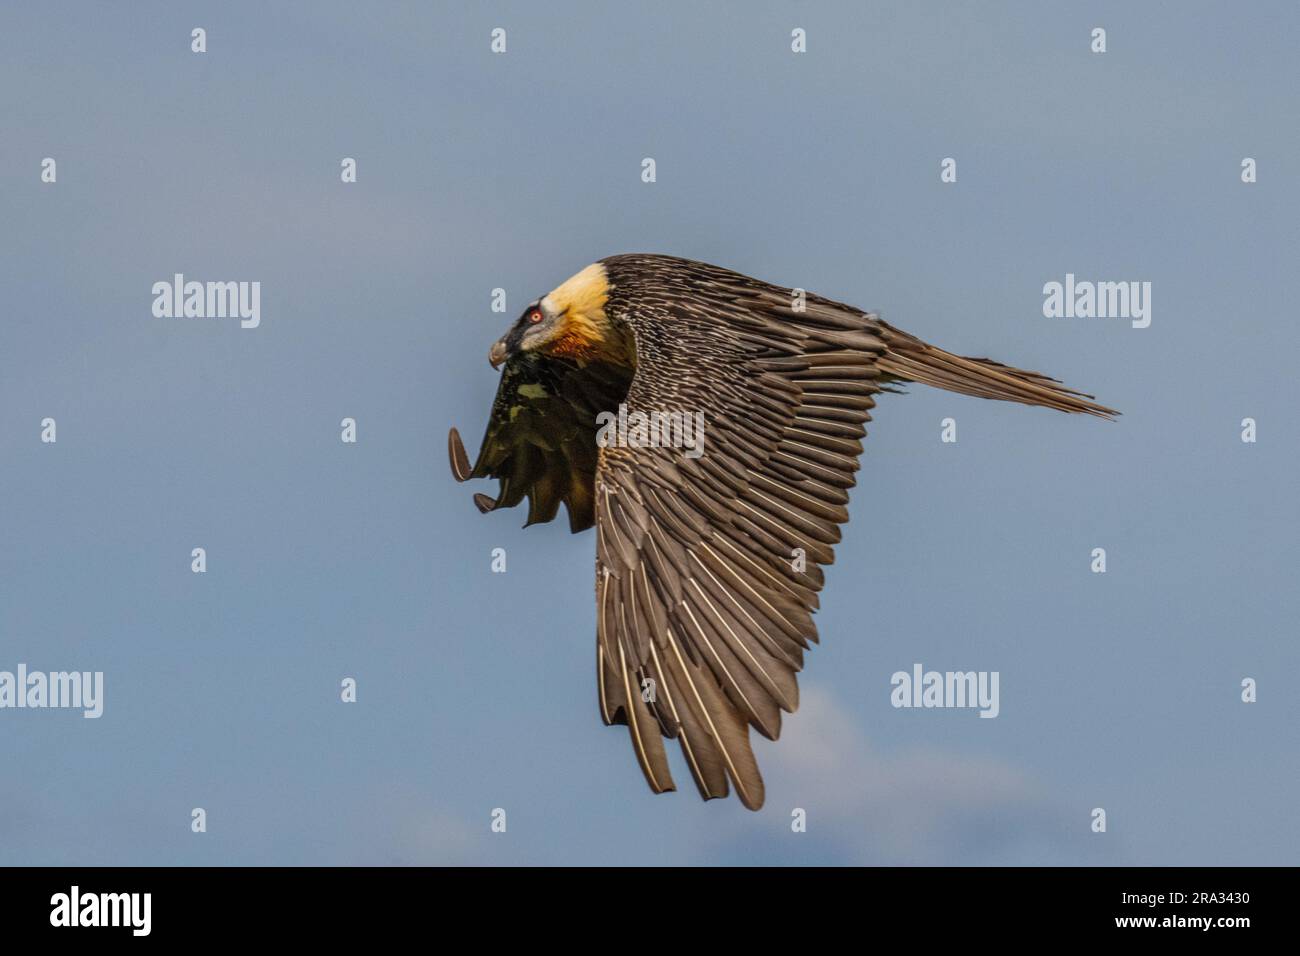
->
<box><xmin>700</xmin><ymin>686</ymin><xmax>1108</xmax><ymax>865</ymax></box>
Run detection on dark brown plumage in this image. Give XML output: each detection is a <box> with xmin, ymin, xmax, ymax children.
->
<box><xmin>449</xmin><ymin>253</ymin><xmax>1117</xmax><ymax>809</ymax></box>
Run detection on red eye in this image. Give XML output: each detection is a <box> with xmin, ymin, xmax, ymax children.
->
<box><xmin>529</xmin><ymin>310</ymin><xmax>544</xmax><ymax>324</ymax></box>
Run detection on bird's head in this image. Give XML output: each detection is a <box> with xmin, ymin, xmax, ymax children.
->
<box><xmin>488</xmin><ymin>262</ymin><xmax>632</xmax><ymax>370</ymax></box>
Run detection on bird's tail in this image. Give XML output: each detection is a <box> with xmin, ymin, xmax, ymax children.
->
<box><xmin>875</xmin><ymin>320</ymin><xmax>1119</xmax><ymax>419</ymax></box>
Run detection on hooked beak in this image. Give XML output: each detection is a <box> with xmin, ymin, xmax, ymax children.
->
<box><xmin>488</xmin><ymin>340</ymin><xmax>508</xmax><ymax>370</ymax></box>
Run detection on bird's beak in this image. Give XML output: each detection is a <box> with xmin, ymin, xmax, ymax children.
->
<box><xmin>488</xmin><ymin>340</ymin><xmax>508</xmax><ymax>370</ymax></box>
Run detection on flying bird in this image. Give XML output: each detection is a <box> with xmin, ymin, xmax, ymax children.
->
<box><xmin>449</xmin><ymin>254</ymin><xmax>1116</xmax><ymax>809</ymax></box>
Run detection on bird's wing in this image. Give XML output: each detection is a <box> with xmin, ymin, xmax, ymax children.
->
<box><xmin>450</xmin><ymin>352</ymin><xmax>633</xmax><ymax>532</ymax></box>
<box><xmin>594</xmin><ymin>278</ymin><xmax>885</xmax><ymax>809</ymax></box>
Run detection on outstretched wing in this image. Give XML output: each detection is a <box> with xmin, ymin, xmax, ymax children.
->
<box><xmin>593</xmin><ymin>269</ymin><xmax>887</xmax><ymax>809</ymax></box>
<box><xmin>450</xmin><ymin>352</ymin><xmax>633</xmax><ymax>532</ymax></box>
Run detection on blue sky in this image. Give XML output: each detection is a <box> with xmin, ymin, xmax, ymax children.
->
<box><xmin>1</xmin><ymin>1</ymin><xmax>1297</xmax><ymax>865</ymax></box>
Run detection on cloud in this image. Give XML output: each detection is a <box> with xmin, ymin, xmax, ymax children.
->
<box><xmin>701</xmin><ymin>686</ymin><xmax>1110</xmax><ymax>865</ymax></box>
<box><xmin>337</xmin><ymin>786</ymin><xmax>482</xmax><ymax>866</ymax></box>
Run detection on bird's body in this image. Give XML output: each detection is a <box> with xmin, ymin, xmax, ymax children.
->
<box><xmin>450</xmin><ymin>254</ymin><xmax>1116</xmax><ymax>809</ymax></box>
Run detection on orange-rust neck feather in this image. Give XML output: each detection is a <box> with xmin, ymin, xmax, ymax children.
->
<box><xmin>541</xmin><ymin>263</ymin><xmax>635</xmax><ymax>369</ymax></box>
